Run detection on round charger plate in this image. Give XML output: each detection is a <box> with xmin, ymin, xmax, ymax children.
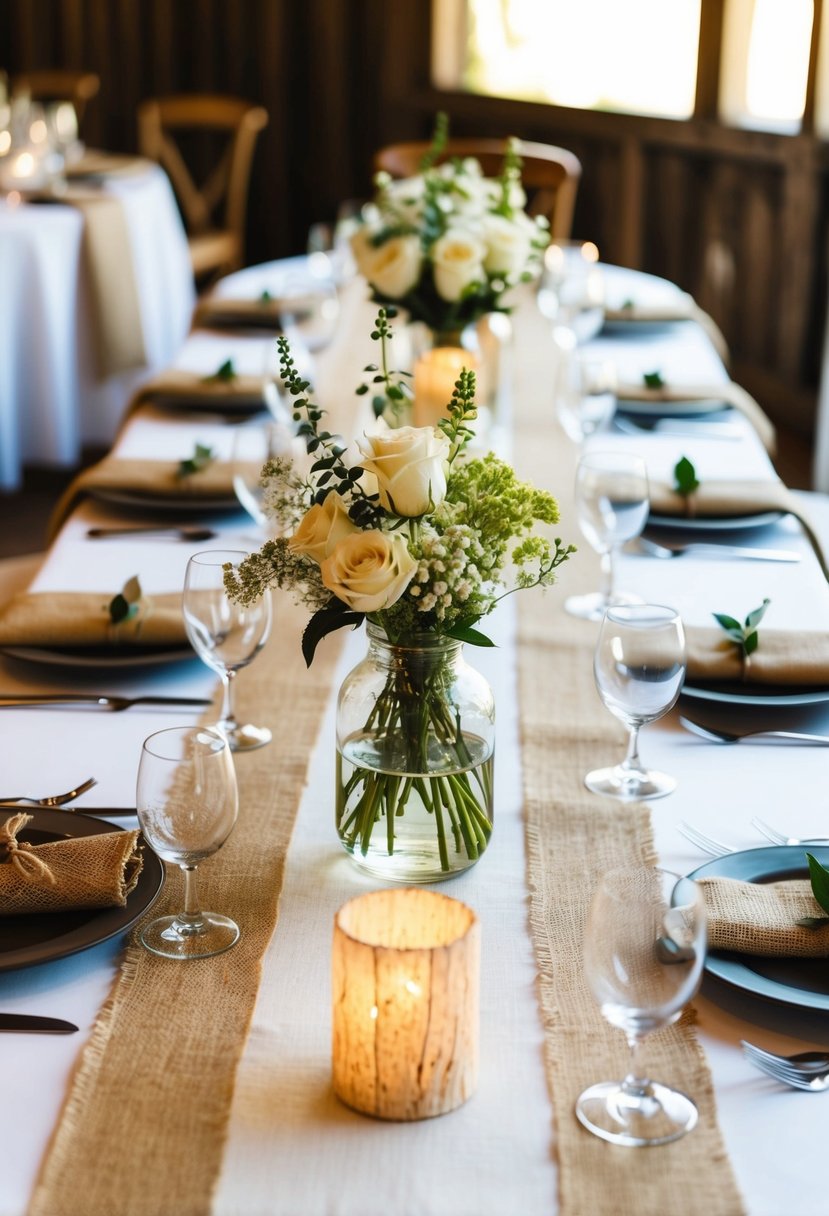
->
<box><xmin>688</xmin><ymin>845</ymin><xmax>829</xmax><ymax>1012</ymax></box>
<box><xmin>0</xmin><ymin>644</ymin><xmax>195</xmax><ymax>670</ymax></box>
<box><xmin>648</xmin><ymin>510</ymin><xmax>785</xmax><ymax>532</ymax></box>
<box><xmin>681</xmin><ymin>682</ymin><xmax>829</xmax><ymax>708</ymax></box>
<box><xmin>616</xmin><ymin>397</ymin><xmax>731</xmax><ymax>419</ymax></box>
<box><xmin>0</xmin><ymin>808</ymin><xmax>164</xmax><ymax>972</ymax></box>
<box><xmin>88</xmin><ymin>487</ymin><xmax>241</xmax><ymax>513</ymax></box>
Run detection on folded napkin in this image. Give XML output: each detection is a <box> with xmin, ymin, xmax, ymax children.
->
<box><xmin>605</xmin><ymin>295</ymin><xmax>730</xmax><ymax>364</ymax></box>
<box><xmin>685</xmin><ymin>625</ymin><xmax>829</xmax><ymax>685</ymax></box>
<box><xmin>193</xmin><ymin>294</ymin><xmax>288</xmax><ymax>331</ymax></box>
<box><xmin>48</xmin><ymin>453</ymin><xmax>256</xmax><ymax>540</ymax></box>
<box><xmin>617</xmin><ymin>379</ymin><xmax>775</xmax><ymax>453</ymax></box>
<box><xmin>0</xmin><ymin>811</ymin><xmax>143</xmax><ymax>915</ymax></box>
<box><xmin>0</xmin><ymin>590</ymin><xmax>187</xmax><ymax>649</ymax></box>
<box><xmin>133</xmin><ymin>368</ymin><xmax>269</xmax><ymax>412</ymax></box>
<box><xmin>700</xmin><ymin>875</ymin><xmax>829</xmax><ymax>957</ymax></box>
<box><xmin>649</xmin><ymin>477</ymin><xmax>829</xmax><ymax>581</ymax></box>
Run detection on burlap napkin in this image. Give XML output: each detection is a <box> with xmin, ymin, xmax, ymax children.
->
<box><xmin>605</xmin><ymin>296</ymin><xmax>729</xmax><ymax>363</ymax></box>
<box><xmin>193</xmin><ymin>294</ymin><xmax>288</xmax><ymax>331</ymax></box>
<box><xmin>618</xmin><ymin>379</ymin><xmax>775</xmax><ymax>452</ymax></box>
<box><xmin>649</xmin><ymin>477</ymin><xmax>829</xmax><ymax>580</ymax></box>
<box><xmin>134</xmin><ymin>368</ymin><xmax>269</xmax><ymax>412</ymax></box>
<box><xmin>48</xmin><ymin>454</ymin><xmax>255</xmax><ymax>540</ymax></box>
<box><xmin>0</xmin><ymin>590</ymin><xmax>187</xmax><ymax>650</ymax></box>
<box><xmin>700</xmin><ymin>875</ymin><xmax>829</xmax><ymax>956</ymax></box>
<box><xmin>684</xmin><ymin>625</ymin><xmax>829</xmax><ymax>685</ymax></box>
<box><xmin>0</xmin><ymin>811</ymin><xmax>143</xmax><ymax>914</ymax></box>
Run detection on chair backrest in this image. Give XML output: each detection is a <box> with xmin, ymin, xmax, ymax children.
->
<box><xmin>373</xmin><ymin>138</ymin><xmax>581</xmax><ymax>240</ymax></box>
<box><xmin>137</xmin><ymin>94</ymin><xmax>268</xmax><ymax>268</ymax></box>
<box><xmin>13</xmin><ymin>69</ymin><xmax>100</xmax><ymax>124</ymax></box>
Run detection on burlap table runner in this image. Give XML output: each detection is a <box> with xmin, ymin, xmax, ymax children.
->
<box><xmin>27</xmin><ymin>598</ymin><xmax>343</xmax><ymax>1216</ymax></box>
<box><xmin>512</xmin><ymin>296</ymin><xmax>746</xmax><ymax>1215</ymax></box>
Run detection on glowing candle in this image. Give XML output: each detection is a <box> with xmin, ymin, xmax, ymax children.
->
<box><xmin>332</xmin><ymin>888</ymin><xmax>479</xmax><ymax>1120</ymax></box>
<box><xmin>412</xmin><ymin>345</ymin><xmax>474</xmax><ymax>428</ymax></box>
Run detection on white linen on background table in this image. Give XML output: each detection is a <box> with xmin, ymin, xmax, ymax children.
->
<box><xmin>2</xmin><ymin>264</ymin><xmax>829</xmax><ymax>1215</ymax></box>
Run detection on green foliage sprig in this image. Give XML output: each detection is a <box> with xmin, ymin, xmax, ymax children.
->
<box><xmin>438</xmin><ymin>369</ymin><xmax>478</xmax><ymax>464</ymax></box>
<box><xmin>673</xmin><ymin>456</ymin><xmax>700</xmax><ymax>497</ymax></box>
<box><xmin>643</xmin><ymin>369</ymin><xmax>665</xmax><ymax>389</ymax></box>
<box><xmin>178</xmin><ymin>443</ymin><xmax>215</xmax><ymax>478</ymax></box>
<box><xmin>713</xmin><ymin>598</ymin><xmax>771</xmax><ymax>658</ymax></box>
<box><xmin>418</xmin><ymin>110</ymin><xmax>449</xmax><ymax>173</ymax></box>
<box><xmin>108</xmin><ymin>575</ymin><xmax>143</xmax><ymax>626</ymax></box>
<box><xmin>203</xmin><ymin>358</ymin><xmax>236</xmax><ymax>383</ymax></box>
<box><xmin>355</xmin><ymin>306</ymin><xmax>413</xmax><ymax>423</ymax></box>
<box><xmin>800</xmin><ymin>853</ymin><xmax>829</xmax><ymax>927</ymax></box>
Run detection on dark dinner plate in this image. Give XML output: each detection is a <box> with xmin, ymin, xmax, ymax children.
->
<box><xmin>688</xmin><ymin>845</ymin><xmax>829</xmax><ymax>1012</ymax></box>
<box><xmin>0</xmin><ymin>808</ymin><xmax>164</xmax><ymax>972</ymax></box>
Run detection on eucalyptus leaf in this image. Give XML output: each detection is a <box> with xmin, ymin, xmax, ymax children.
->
<box><xmin>796</xmin><ymin>916</ymin><xmax>829</xmax><ymax>928</ymax></box>
<box><xmin>643</xmin><ymin>369</ymin><xmax>665</xmax><ymax>389</ymax></box>
<box><xmin>745</xmin><ymin>598</ymin><xmax>771</xmax><ymax>630</ymax></box>
<box><xmin>807</xmin><ymin>852</ymin><xmax>829</xmax><ymax>916</ymax></box>
<box><xmin>713</xmin><ymin>613</ymin><xmax>742</xmax><ymax>633</ymax></box>
<box><xmin>445</xmin><ymin>623</ymin><xmax>496</xmax><ymax>647</ymax></box>
<box><xmin>301</xmin><ymin>604</ymin><xmax>364</xmax><ymax>668</ymax></box>
<box><xmin>673</xmin><ymin>455</ymin><xmax>699</xmax><ymax>497</ymax></box>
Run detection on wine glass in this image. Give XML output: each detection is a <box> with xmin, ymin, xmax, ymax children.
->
<box><xmin>556</xmin><ymin>352</ymin><xmax>617</xmax><ymax>444</ymax></box>
<box><xmin>565</xmin><ymin>451</ymin><xmax>649</xmax><ymax>621</ymax></box>
<box><xmin>136</xmin><ymin>725</ymin><xmax>240</xmax><ymax>960</ymax></box>
<box><xmin>577</xmin><ymin>865</ymin><xmax>706</xmax><ymax>1146</ymax></box>
<box><xmin>585</xmin><ymin>603</ymin><xmax>686</xmax><ymax>801</ymax></box>
<box><xmin>231</xmin><ymin>420</ymin><xmax>296</xmax><ymax>533</ymax></box>
<box><xmin>183</xmin><ymin>550</ymin><xmax>273</xmax><ymax>752</ymax></box>
<box><xmin>538</xmin><ymin>239</ymin><xmax>605</xmax><ymax>343</ymax></box>
<box><xmin>278</xmin><ymin>256</ymin><xmax>340</xmax><ymax>353</ymax></box>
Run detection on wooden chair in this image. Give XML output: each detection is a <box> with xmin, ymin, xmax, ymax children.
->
<box><xmin>373</xmin><ymin>137</ymin><xmax>581</xmax><ymax>241</ymax></box>
<box><xmin>12</xmin><ymin>70</ymin><xmax>100</xmax><ymax>125</ymax></box>
<box><xmin>137</xmin><ymin>94</ymin><xmax>268</xmax><ymax>283</ymax></box>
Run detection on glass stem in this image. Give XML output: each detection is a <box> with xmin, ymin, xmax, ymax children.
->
<box><xmin>621</xmin><ymin>1034</ymin><xmax>651</xmax><ymax>1098</ymax></box>
<box><xmin>621</xmin><ymin>724</ymin><xmax>643</xmax><ymax>776</ymax></box>
<box><xmin>178</xmin><ymin>864</ymin><xmax>204</xmax><ymax>932</ymax></box>
<box><xmin>599</xmin><ymin>547</ymin><xmax>614</xmax><ymax>605</ymax></box>
<box><xmin>220</xmin><ymin>669</ymin><xmax>238</xmax><ymax>734</ymax></box>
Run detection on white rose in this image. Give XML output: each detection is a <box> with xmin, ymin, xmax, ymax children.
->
<box><xmin>350</xmin><ymin>225</ymin><xmax>379</xmax><ymax>279</ymax></box>
<box><xmin>430</xmin><ymin>228</ymin><xmax>486</xmax><ymax>302</ymax></box>
<box><xmin>321</xmin><ymin>531</ymin><xmax>417</xmax><ymax>613</ymax></box>
<box><xmin>381</xmin><ymin>175</ymin><xmax>426</xmax><ymax>226</ymax></box>
<box><xmin>357</xmin><ymin>426</ymin><xmax>450</xmax><ymax>517</ymax></box>
<box><xmin>361</xmin><ymin>234</ymin><xmax>423</xmax><ymax>299</ymax></box>
<box><xmin>481</xmin><ymin>213</ymin><xmax>532</xmax><ymax>278</ymax></box>
<box><xmin>288</xmin><ymin>495</ymin><xmax>360</xmax><ymax>565</ymax></box>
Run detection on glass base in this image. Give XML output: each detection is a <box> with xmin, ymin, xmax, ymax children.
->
<box><xmin>140</xmin><ymin>912</ymin><xmax>240</xmax><ymax>959</ymax></box>
<box><xmin>564</xmin><ymin>590</ymin><xmax>642</xmax><ymax>621</ymax></box>
<box><xmin>576</xmin><ymin>1079</ymin><xmax>698</xmax><ymax>1146</ymax></box>
<box><xmin>223</xmin><ymin>722</ymin><xmax>272</xmax><ymax>752</ymax></box>
<box><xmin>585</xmin><ymin>764</ymin><xmax>677</xmax><ymax>801</ymax></box>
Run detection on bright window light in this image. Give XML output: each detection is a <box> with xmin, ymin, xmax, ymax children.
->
<box><xmin>720</xmin><ymin>0</ymin><xmax>813</xmax><ymax>133</ymax></box>
<box><xmin>449</xmin><ymin>0</ymin><xmax>701</xmax><ymax>120</ymax></box>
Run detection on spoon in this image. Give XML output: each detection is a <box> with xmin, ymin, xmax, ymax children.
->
<box><xmin>679</xmin><ymin>716</ymin><xmax>829</xmax><ymax>745</ymax></box>
<box><xmin>86</xmin><ymin>525</ymin><xmax>217</xmax><ymax>541</ymax></box>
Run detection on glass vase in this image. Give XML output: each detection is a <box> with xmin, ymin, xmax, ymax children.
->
<box><xmin>335</xmin><ymin>623</ymin><xmax>495</xmax><ymax>883</ymax></box>
<box><xmin>409</xmin><ymin>316</ymin><xmax>512</xmax><ymax>445</ymax></box>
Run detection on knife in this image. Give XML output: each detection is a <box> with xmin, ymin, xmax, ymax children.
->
<box><xmin>0</xmin><ymin>1013</ymin><xmax>78</xmax><ymax>1034</ymax></box>
<box><xmin>0</xmin><ymin>695</ymin><xmax>211</xmax><ymax>710</ymax></box>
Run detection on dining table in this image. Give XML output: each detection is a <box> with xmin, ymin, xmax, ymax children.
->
<box><xmin>1</xmin><ymin>255</ymin><xmax>829</xmax><ymax>1216</ymax></box>
<box><xmin>0</xmin><ymin>155</ymin><xmax>195</xmax><ymax>491</ymax></box>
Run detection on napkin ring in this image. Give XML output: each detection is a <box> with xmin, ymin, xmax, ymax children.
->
<box><xmin>0</xmin><ymin>813</ymin><xmax>56</xmax><ymax>885</ymax></box>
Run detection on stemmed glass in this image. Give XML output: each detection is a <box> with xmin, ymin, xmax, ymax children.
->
<box><xmin>577</xmin><ymin>865</ymin><xmax>706</xmax><ymax>1146</ymax></box>
<box><xmin>565</xmin><ymin>451</ymin><xmax>649</xmax><ymax>621</ymax></box>
<box><xmin>556</xmin><ymin>354</ymin><xmax>617</xmax><ymax>444</ymax></box>
<box><xmin>585</xmin><ymin>604</ymin><xmax>686</xmax><ymax>801</ymax></box>
<box><xmin>183</xmin><ymin>550</ymin><xmax>273</xmax><ymax>751</ymax></box>
<box><xmin>231</xmin><ymin>420</ymin><xmax>296</xmax><ymax>533</ymax></box>
<box><xmin>278</xmin><ymin>255</ymin><xmax>340</xmax><ymax>354</ymax></box>
<box><xmin>538</xmin><ymin>239</ymin><xmax>605</xmax><ymax>343</ymax></box>
<box><xmin>136</xmin><ymin>725</ymin><xmax>240</xmax><ymax>959</ymax></box>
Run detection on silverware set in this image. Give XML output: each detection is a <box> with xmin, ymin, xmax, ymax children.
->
<box><xmin>679</xmin><ymin>715</ymin><xmax>829</xmax><ymax>745</ymax></box>
<box><xmin>629</xmin><ymin>537</ymin><xmax>799</xmax><ymax>564</ymax></box>
<box><xmin>742</xmin><ymin>1041</ymin><xmax>829</xmax><ymax>1091</ymax></box>
<box><xmin>0</xmin><ymin>694</ymin><xmax>212</xmax><ymax>712</ymax></box>
<box><xmin>678</xmin><ymin>818</ymin><xmax>829</xmax><ymax>857</ymax></box>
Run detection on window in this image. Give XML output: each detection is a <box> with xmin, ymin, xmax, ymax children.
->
<box><xmin>719</xmin><ymin>0</ymin><xmax>813</xmax><ymax>133</ymax></box>
<box><xmin>433</xmin><ymin>0</ymin><xmax>702</xmax><ymax>120</ymax></box>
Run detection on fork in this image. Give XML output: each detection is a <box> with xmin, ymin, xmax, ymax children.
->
<box><xmin>0</xmin><ymin>695</ymin><xmax>211</xmax><ymax>712</ymax></box>
<box><xmin>680</xmin><ymin>717</ymin><xmax>829</xmax><ymax>745</ymax></box>
<box><xmin>742</xmin><ymin>1041</ymin><xmax>829</xmax><ymax>1090</ymax></box>
<box><xmin>0</xmin><ymin>777</ymin><xmax>98</xmax><ymax>807</ymax></box>
<box><xmin>677</xmin><ymin>821</ymin><xmax>733</xmax><ymax>857</ymax></box>
<box><xmin>751</xmin><ymin>817</ymin><xmax>829</xmax><ymax>847</ymax></box>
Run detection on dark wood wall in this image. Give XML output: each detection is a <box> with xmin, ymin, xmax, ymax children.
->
<box><xmin>1</xmin><ymin>0</ymin><xmax>827</xmax><ymax>452</ymax></box>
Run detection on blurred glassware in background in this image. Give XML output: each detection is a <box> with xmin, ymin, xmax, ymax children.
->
<box><xmin>278</xmin><ymin>253</ymin><xmax>340</xmax><ymax>355</ymax></box>
<box><xmin>556</xmin><ymin>351</ymin><xmax>617</xmax><ymax>443</ymax></box>
<box><xmin>538</xmin><ymin>239</ymin><xmax>605</xmax><ymax>343</ymax></box>
<box><xmin>231</xmin><ymin>419</ymin><xmax>298</xmax><ymax>534</ymax></box>
<box><xmin>307</xmin><ymin>197</ymin><xmax>366</xmax><ymax>284</ymax></box>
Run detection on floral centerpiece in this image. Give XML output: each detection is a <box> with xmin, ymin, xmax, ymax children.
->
<box><xmin>225</xmin><ymin>313</ymin><xmax>574</xmax><ymax>880</ymax></box>
<box><xmin>351</xmin><ymin>115</ymin><xmax>549</xmax><ymax>338</ymax></box>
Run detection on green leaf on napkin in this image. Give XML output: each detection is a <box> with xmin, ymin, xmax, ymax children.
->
<box><xmin>621</xmin><ymin>298</ymin><xmax>635</xmax><ymax>310</ymax></box>
<box><xmin>643</xmin><ymin>369</ymin><xmax>665</xmax><ymax>389</ymax></box>
<box><xmin>108</xmin><ymin>574</ymin><xmax>143</xmax><ymax>625</ymax></box>
<box><xmin>259</xmin><ymin>289</ymin><xmax>273</xmax><ymax>303</ymax></box>
<box><xmin>673</xmin><ymin>456</ymin><xmax>700</xmax><ymax>497</ymax></box>
<box><xmin>203</xmin><ymin>358</ymin><xmax>237</xmax><ymax>383</ymax></box>
<box><xmin>805</xmin><ymin>853</ymin><xmax>829</xmax><ymax>920</ymax></box>
<box><xmin>713</xmin><ymin>598</ymin><xmax>771</xmax><ymax>657</ymax></box>
<box><xmin>178</xmin><ymin>442</ymin><xmax>215</xmax><ymax>478</ymax></box>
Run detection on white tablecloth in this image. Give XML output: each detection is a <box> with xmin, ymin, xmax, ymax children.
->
<box><xmin>2</xmin><ymin>266</ymin><xmax>829</xmax><ymax>1215</ymax></box>
<box><xmin>0</xmin><ymin>163</ymin><xmax>195</xmax><ymax>490</ymax></box>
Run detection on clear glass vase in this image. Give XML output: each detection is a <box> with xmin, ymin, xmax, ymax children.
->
<box><xmin>335</xmin><ymin>622</ymin><xmax>495</xmax><ymax>883</ymax></box>
<box><xmin>409</xmin><ymin>316</ymin><xmax>512</xmax><ymax>445</ymax></box>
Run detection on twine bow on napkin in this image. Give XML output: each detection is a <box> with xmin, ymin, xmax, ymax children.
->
<box><xmin>0</xmin><ymin>812</ymin><xmax>144</xmax><ymax>915</ymax></box>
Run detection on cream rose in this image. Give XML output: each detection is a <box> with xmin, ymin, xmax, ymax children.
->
<box><xmin>360</xmin><ymin>233</ymin><xmax>423</xmax><ymax>299</ymax></box>
<box><xmin>288</xmin><ymin>495</ymin><xmax>359</xmax><ymax>564</ymax></box>
<box><xmin>321</xmin><ymin>531</ymin><xmax>417</xmax><ymax>613</ymax></box>
<box><xmin>357</xmin><ymin>426</ymin><xmax>450</xmax><ymax>517</ymax></box>
<box><xmin>481</xmin><ymin>213</ymin><xmax>532</xmax><ymax>277</ymax></box>
<box><xmin>430</xmin><ymin>228</ymin><xmax>486</xmax><ymax>302</ymax></box>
